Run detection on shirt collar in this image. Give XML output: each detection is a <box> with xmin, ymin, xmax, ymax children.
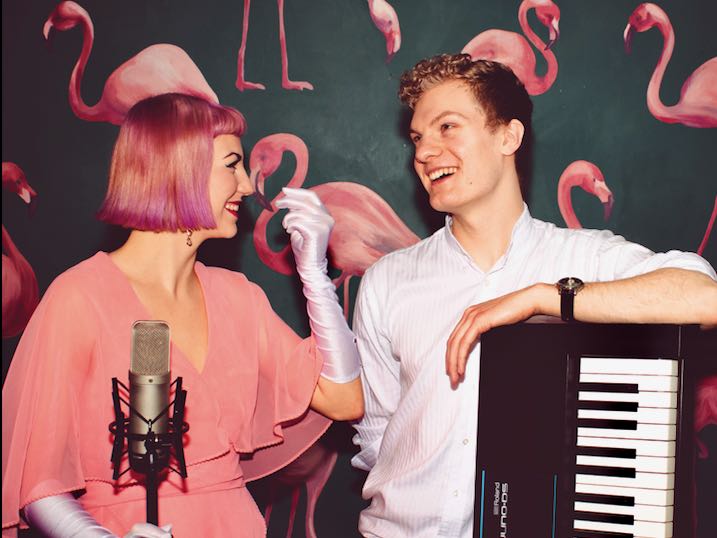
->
<box><xmin>443</xmin><ymin>203</ymin><xmax>533</xmax><ymax>274</ymax></box>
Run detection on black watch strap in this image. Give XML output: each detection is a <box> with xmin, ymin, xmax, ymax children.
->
<box><xmin>560</xmin><ymin>292</ymin><xmax>575</xmax><ymax>322</ymax></box>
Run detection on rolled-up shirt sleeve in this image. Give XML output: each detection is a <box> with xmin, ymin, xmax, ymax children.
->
<box><xmin>351</xmin><ymin>267</ymin><xmax>400</xmax><ymax>472</ymax></box>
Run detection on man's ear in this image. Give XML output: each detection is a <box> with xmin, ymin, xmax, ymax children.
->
<box><xmin>500</xmin><ymin>119</ymin><xmax>525</xmax><ymax>156</ymax></box>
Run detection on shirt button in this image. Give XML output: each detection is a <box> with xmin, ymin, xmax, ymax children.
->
<box><xmin>453</xmin><ymin>490</ymin><xmax>458</xmax><ymax>497</ymax></box>
<box><xmin>462</xmin><ymin>438</ymin><xmax>469</xmax><ymax>445</ymax></box>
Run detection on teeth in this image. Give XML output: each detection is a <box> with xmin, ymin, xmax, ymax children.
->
<box><xmin>225</xmin><ymin>202</ymin><xmax>239</xmax><ymax>212</ymax></box>
<box><xmin>428</xmin><ymin>167</ymin><xmax>457</xmax><ymax>181</ymax></box>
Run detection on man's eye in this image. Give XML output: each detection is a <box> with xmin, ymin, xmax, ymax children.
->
<box><xmin>411</xmin><ymin>135</ymin><xmax>421</xmax><ymax>144</ymax></box>
<box><xmin>441</xmin><ymin>123</ymin><xmax>454</xmax><ymax>132</ymax></box>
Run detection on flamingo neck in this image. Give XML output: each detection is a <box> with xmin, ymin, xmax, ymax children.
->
<box><xmin>518</xmin><ymin>3</ymin><xmax>557</xmax><ymax>93</ymax></box>
<box><xmin>646</xmin><ymin>17</ymin><xmax>675</xmax><ymax>120</ymax></box>
<box><xmin>557</xmin><ymin>178</ymin><xmax>581</xmax><ymax>229</ymax></box>
<box><xmin>69</xmin><ymin>15</ymin><xmax>100</xmax><ymax>121</ymax></box>
<box><xmin>2</xmin><ymin>225</ymin><xmax>21</xmax><ymax>259</ymax></box>
<box><xmin>252</xmin><ymin>139</ymin><xmax>309</xmax><ymax>275</ymax></box>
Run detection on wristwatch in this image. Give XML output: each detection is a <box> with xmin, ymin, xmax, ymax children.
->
<box><xmin>556</xmin><ymin>277</ymin><xmax>584</xmax><ymax>321</ymax></box>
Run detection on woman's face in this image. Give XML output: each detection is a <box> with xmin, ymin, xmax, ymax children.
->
<box><xmin>206</xmin><ymin>134</ymin><xmax>254</xmax><ymax>239</ymax></box>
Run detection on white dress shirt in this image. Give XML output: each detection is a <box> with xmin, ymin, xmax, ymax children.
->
<box><xmin>351</xmin><ymin>205</ymin><xmax>715</xmax><ymax>538</ymax></box>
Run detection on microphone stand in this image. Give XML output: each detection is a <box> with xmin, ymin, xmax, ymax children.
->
<box><xmin>109</xmin><ymin>377</ymin><xmax>189</xmax><ymax>525</ymax></box>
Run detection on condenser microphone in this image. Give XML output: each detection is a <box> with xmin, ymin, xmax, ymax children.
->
<box><xmin>128</xmin><ymin>320</ymin><xmax>171</xmax><ymax>472</ymax></box>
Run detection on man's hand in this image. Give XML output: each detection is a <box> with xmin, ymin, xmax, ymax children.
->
<box><xmin>445</xmin><ymin>284</ymin><xmax>552</xmax><ymax>388</ymax></box>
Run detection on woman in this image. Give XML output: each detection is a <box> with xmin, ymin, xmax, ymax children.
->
<box><xmin>2</xmin><ymin>93</ymin><xmax>363</xmax><ymax>537</ymax></box>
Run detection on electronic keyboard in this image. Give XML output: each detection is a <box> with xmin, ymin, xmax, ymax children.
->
<box><xmin>473</xmin><ymin>319</ymin><xmax>716</xmax><ymax>538</ymax></box>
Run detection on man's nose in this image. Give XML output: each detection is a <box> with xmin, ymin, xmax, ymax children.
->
<box><xmin>414</xmin><ymin>138</ymin><xmax>441</xmax><ymax>164</ymax></box>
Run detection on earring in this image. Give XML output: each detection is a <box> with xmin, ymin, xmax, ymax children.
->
<box><xmin>186</xmin><ymin>229</ymin><xmax>193</xmax><ymax>247</ymax></box>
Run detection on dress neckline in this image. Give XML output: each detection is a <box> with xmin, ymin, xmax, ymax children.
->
<box><xmin>95</xmin><ymin>251</ymin><xmax>212</xmax><ymax>375</ymax></box>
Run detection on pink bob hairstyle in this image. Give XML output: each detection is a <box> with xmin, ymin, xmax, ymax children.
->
<box><xmin>97</xmin><ymin>93</ymin><xmax>247</xmax><ymax>231</ymax></box>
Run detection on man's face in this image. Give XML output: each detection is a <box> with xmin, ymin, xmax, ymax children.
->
<box><xmin>409</xmin><ymin>80</ymin><xmax>510</xmax><ymax>217</ymax></box>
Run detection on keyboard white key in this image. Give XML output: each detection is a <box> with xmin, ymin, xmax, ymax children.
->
<box><xmin>576</xmin><ymin>454</ymin><xmax>675</xmax><ymax>473</ymax></box>
<box><xmin>577</xmin><ymin>436</ymin><xmax>675</xmax><ymax>457</ymax></box>
<box><xmin>578</xmin><ymin>407</ymin><xmax>676</xmax><ymax>424</ymax></box>
<box><xmin>576</xmin><ymin>471</ymin><xmax>674</xmax><ymax>489</ymax></box>
<box><xmin>576</xmin><ymin>481</ymin><xmax>674</xmax><ymax>505</ymax></box>
<box><xmin>580</xmin><ymin>358</ymin><xmax>678</xmax><ymax>375</ymax></box>
<box><xmin>578</xmin><ymin>391</ymin><xmax>677</xmax><ymax>408</ymax></box>
<box><xmin>579</xmin><ymin>373</ymin><xmax>678</xmax><ymax>391</ymax></box>
<box><xmin>578</xmin><ymin>423</ymin><xmax>676</xmax><ymax>441</ymax></box>
<box><xmin>573</xmin><ymin>517</ymin><xmax>673</xmax><ymax>538</ymax></box>
<box><xmin>574</xmin><ymin>501</ymin><xmax>674</xmax><ymax>522</ymax></box>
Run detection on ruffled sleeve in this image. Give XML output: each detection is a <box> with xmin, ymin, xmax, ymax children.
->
<box><xmin>2</xmin><ymin>271</ymin><xmax>98</xmax><ymax>534</ymax></box>
<box><xmin>234</xmin><ymin>278</ymin><xmax>331</xmax><ymax>482</ymax></box>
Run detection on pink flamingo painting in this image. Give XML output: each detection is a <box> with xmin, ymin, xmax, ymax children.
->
<box><xmin>367</xmin><ymin>0</ymin><xmax>401</xmax><ymax>62</ymax></box>
<box><xmin>2</xmin><ymin>163</ymin><xmax>39</xmax><ymax>339</ymax></box>
<box><xmin>462</xmin><ymin>0</ymin><xmax>561</xmax><ymax>96</ymax></box>
<box><xmin>262</xmin><ymin>443</ymin><xmax>338</xmax><ymax>538</ymax></box>
<box><xmin>557</xmin><ymin>160</ymin><xmax>614</xmax><ymax>229</ymax></box>
<box><xmin>695</xmin><ymin>375</ymin><xmax>717</xmax><ymax>459</ymax></box>
<box><xmin>235</xmin><ymin>0</ymin><xmax>313</xmax><ymax>91</ymax></box>
<box><xmin>44</xmin><ymin>1</ymin><xmax>218</xmax><ymax>126</ymax></box>
<box><xmin>624</xmin><ymin>3</ymin><xmax>717</xmax><ymax>128</ymax></box>
<box><xmin>249</xmin><ymin>133</ymin><xmax>420</xmax><ymax>315</ymax></box>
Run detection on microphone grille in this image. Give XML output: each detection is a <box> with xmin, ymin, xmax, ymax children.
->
<box><xmin>130</xmin><ymin>320</ymin><xmax>170</xmax><ymax>375</ymax></box>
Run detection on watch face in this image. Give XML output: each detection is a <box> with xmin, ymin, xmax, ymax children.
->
<box><xmin>558</xmin><ymin>277</ymin><xmax>584</xmax><ymax>292</ymax></box>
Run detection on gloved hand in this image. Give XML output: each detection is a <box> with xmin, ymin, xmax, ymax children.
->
<box><xmin>275</xmin><ymin>188</ymin><xmax>360</xmax><ymax>383</ymax></box>
<box><xmin>275</xmin><ymin>187</ymin><xmax>333</xmax><ymax>278</ymax></box>
<box><xmin>24</xmin><ymin>493</ymin><xmax>172</xmax><ymax>538</ymax></box>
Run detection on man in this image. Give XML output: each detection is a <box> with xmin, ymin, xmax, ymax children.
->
<box><xmin>350</xmin><ymin>53</ymin><xmax>717</xmax><ymax>537</ymax></box>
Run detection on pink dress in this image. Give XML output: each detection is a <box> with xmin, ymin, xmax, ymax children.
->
<box><xmin>2</xmin><ymin>252</ymin><xmax>331</xmax><ymax>537</ymax></box>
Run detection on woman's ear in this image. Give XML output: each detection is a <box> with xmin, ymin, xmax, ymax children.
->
<box><xmin>500</xmin><ymin>119</ymin><xmax>525</xmax><ymax>156</ymax></box>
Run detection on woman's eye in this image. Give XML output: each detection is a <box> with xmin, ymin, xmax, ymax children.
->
<box><xmin>441</xmin><ymin>123</ymin><xmax>454</xmax><ymax>133</ymax></box>
<box><xmin>225</xmin><ymin>157</ymin><xmax>242</xmax><ymax>170</ymax></box>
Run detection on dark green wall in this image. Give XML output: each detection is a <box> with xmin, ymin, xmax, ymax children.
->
<box><xmin>3</xmin><ymin>1</ymin><xmax>716</xmax><ymax>536</ymax></box>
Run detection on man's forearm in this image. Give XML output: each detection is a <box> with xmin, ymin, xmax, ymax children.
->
<box><xmin>535</xmin><ymin>268</ymin><xmax>717</xmax><ymax>326</ymax></box>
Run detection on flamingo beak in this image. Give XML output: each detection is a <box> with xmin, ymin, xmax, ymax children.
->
<box><xmin>593</xmin><ymin>178</ymin><xmax>614</xmax><ymax>221</ymax></box>
<box><xmin>29</xmin><ymin>194</ymin><xmax>39</xmax><ymax>217</ymax></box>
<box><xmin>385</xmin><ymin>31</ymin><xmax>401</xmax><ymax>63</ymax></box>
<box><xmin>250</xmin><ymin>167</ymin><xmax>273</xmax><ymax>211</ymax></box>
<box><xmin>545</xmin><ymin>19</ymin><xmax>560</xmax><ymax>50</ymax></box>
<box><xmin>603</xmin><ymin>194</ymin><xmax>614</xmax><ymax>221</ymax></box>
<box><xmin>624</xmin><ymin>24</ymin><xmax>635</xmax><ymax>54</ymax></box>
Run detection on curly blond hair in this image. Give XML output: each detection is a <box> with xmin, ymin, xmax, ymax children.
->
<box><xmin>399</xmin><ymin>53</ymin><xmax>533</xmax><ymax>182</ymax></box>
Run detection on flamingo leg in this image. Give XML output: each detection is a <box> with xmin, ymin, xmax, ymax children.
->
<box><xmin>236</xmin><ymin>0</ymin><xmax>266</xmax><ymax>91</ymax></box>
<box><xmin>343</xmin><ymin>275</ymin><xmax>353</xmax><ymax>321</ymax></box>
<box><xmin>697</xmin><ymin>196</ymin><xmax>717</xmax><ymax>256</ymax></box>
<box><xmin>277</xmin><ymin>0</ymin><xmax>313</xmax><ymax>90</ymax></box>
<box><xmin>285</xmin><ymin>486</ymin><xmax>300</xmax><ymax>538</ymax></box>
<box><xmin>303</xmin><ymin>451</ymin><xmax>338</xmax><ymax>538</ymax></box>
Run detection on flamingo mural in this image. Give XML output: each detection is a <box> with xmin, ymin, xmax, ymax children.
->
<box><xmin>235</xmin><ymin>0</ymin><xmax>313</xmax><ymax>91</ymax></box>
<box><xmin>44</xmin><ymin>1</ymin><xmax>218</xmax><ymax>126</ymax></box>
<box><xmin>695</xmin><ymin>375</ymin><xmax>717</xmax><ymax>460</ymax></box>
<box><xmin>2</xmin><ymin>163</ymin><xmax>39</xmax><ymax>339</ymax></box>
<box><xmin>249</xmin><ymin>133</ymin><xmax>420</xmax><ymax>316</ymax></box>
<box><xmin>697</xmin><ymin>196</ymin><xmax>716</xmax><ymax>256</ymax></box>
<box><xmin>367</xmin><ymin>0</ymin><xmax>401</xmax><ymax>62</ymax></box>
<box><xmin>262</xmin><ymin>442</ymin><xmax>338</xmax><ymax>538</ymax></box>
<box><xmin>557</xmin><ymin>160</ymin><xmax>614</xmax><ymax>229</ymax></box>
<box><xmin>624</xmin><ymin>3</ymin><xmax>717</xmax><ymax>128</ymax></box>
<box><xmin>462</xmin><ymin>0</ymin><xmax>561</xmax><ymax>96</ymax></box>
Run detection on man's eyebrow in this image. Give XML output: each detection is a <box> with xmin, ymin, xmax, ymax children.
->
<box><xmin>410</xmin><ymin>111</ymin><xmax>469</xmax><ymax>134</ymax></box>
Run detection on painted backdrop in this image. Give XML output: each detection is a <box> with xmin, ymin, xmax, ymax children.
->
<box><xmin>3</xmin><ymin>0</ymin><xmax>716</xmax><ymax>536</ymax></box>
